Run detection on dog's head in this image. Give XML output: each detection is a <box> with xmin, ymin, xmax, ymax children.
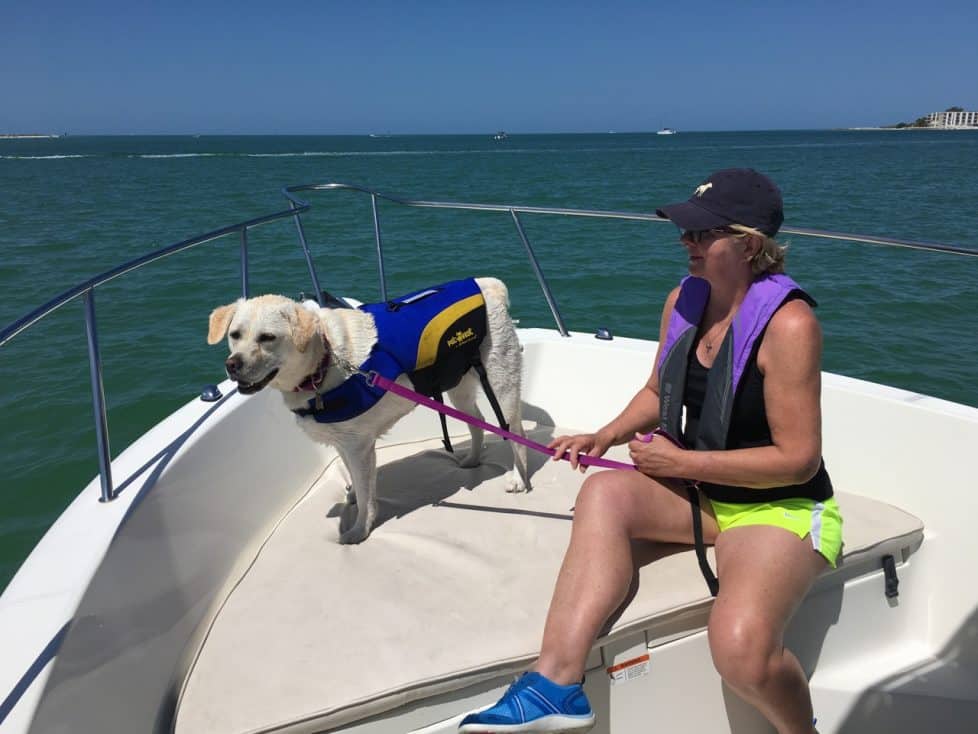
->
<box><xmin>207</xmin><ymin>295</ymin><xmax>320</xmax><ymax>394</ymax></box>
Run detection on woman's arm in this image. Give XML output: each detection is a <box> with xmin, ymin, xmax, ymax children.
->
<box><xmin>629</xmin><ymin>298</ymin><xmax>824</xmax><ymax>488</ymax></box>
<box><xmin>549</xmin><ymin>286</ymin><xmax>680</xmax><ymax>469</ymax></box>
<box><xmin>600</xmin><ymin>286</ymin><xmax>681</xmax><ymax>441</ymax></box>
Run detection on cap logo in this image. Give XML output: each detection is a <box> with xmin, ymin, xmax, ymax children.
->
<box><xmin>693</xmin><ymin>183</ymin><xmax>713</xmax><ymax>197</ymax></box>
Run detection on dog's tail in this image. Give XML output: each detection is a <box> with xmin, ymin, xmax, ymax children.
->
<box><xmin>475</xmin><ymin>276</ymin><xmax>510</xmax><ymax>309</ymax></box>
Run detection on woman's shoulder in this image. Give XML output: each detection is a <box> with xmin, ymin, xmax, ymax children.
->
<box><xmin>659</xmin><ymin>284</ymin><xmax>684</xmax><ymax>324</ymax></box>
<box><xmin>759</xmin><ymin>297</ymin><xmax>822</xmax><ymax>370</ymax></box>
<box><xmin>664</xmin><ymin>284</ymin><xmax>683</xmax><ymax>310</ymax></box>
<box><xmin>769</xmin><ymin>295</ymin><xmax>819</xmax><ymax>335</ymax></box>
<box><xmin>655</xmin><ymin>285</ymin><xmax>685</xmax><ymax>346</ymax></box>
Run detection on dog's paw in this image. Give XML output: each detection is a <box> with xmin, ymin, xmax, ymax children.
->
<box><xmin>339</xmin><ymin>525</ymin><xmax>370</xmax><ymax>544</ymax></box>
<box><xmin>457</xmin><ymin>452</ymin><xmax>481</xmax><ymax>469</ymax></box>
<box><xmin>504</xmin><ymin>470</ymin><xmax>529</xmax><ymax>494</ymax></box>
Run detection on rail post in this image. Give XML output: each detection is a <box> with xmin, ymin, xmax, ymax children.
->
<box><xmin>290</xmin><ymin>200</ymin><xmax>326</xmax><ymax>306</ymax></box>
<box><xmin>510</xmin><ymin>209</ymin><xmax>569</xmax><ymax>336</ymax></box>
<box><xmin>82</xmin><ymin>289</ymin><xmax>115</xmax><ymax>502</ymax></box>
<box><xmin>371</xmin><ymin>194</ymin><xmax>388</xmax><ymax>302</ymax></box>
<box><xmin>239</xmin><ymin>227</ymin><xmax>250</xmax><ymax>299</ymax></box>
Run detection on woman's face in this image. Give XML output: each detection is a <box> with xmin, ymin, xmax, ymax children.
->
<box><xmin>680</xmin><ymin>228</ymin><xmax>752</xmax><ymax>279</ymax></box>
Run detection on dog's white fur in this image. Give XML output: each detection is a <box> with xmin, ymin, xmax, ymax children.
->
<box><xmin>208</xmin><ymin>277</ymin><xmax>530</xmax><ymax>544</ymax></box>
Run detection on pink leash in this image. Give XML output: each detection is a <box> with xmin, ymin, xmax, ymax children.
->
<box><xmin>368</xmin><ymin>371</ymin><xmax>640</xmax><ymax>471</ymax></box>
<box><xmin>370</xmin><ymin>371</ymin><xmax>720</xmax><ymax>594</ymax></box>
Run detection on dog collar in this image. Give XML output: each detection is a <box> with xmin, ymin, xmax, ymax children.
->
<box><xmin>292</xmin><ymin>335</ymin><xmax>332</xmax><ymax>392</ymax></box>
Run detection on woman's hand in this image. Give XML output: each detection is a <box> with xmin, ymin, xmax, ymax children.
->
<box><xmin>548</xmin><ymin>430</ymin><xmax>615</xmax><ymax>473</ymax></box>
<box><xmin>627</xmin><ymin>432</ymin><xmax>688</xmax><ymax>478</ymax></box>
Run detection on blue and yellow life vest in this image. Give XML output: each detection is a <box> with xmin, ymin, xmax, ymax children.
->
<box><xmin>297</xmin><ymin>278</ymin><xmax>490</xmax><ymax>424</ymax></box>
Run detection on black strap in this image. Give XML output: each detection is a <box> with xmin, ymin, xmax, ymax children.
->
<box><xmin>432</xmin><ymin>390</ymin><xmax>454</xmax><ymax>453</ymax></box>
<box><xmin>431</xmin><ymin>359</ymin><xmax>507</xmax><ymax>455</ymax></box>
<box><xmin>292</xmin><ymin>392</ymin><xmax>332</xmax><ymax>418</ymax></box>
<box><xmin>686</xmin><ymin>485</ymin><xmax>720</xmax><ymax>597</ymax></box>
<box><xmin>471</xmin><ymin>359</ymin><xmax>509</xmax><ymax>434</ymax></box>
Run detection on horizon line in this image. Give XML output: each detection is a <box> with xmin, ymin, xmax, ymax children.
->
<box><xmin>3</xmin><ymin>126</ymin><xmax>955</xmax><ymax>138</ymax></box>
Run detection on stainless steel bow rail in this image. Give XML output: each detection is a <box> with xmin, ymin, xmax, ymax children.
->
<box><xmin>2</xmin><ymin>181</ymin><xmax>976</xmax><ymax>504</ymax></box>
<box><xmin>0</xmin><ymin>204</ymin><xmax>308</xmax><ymax>503</ymax></box>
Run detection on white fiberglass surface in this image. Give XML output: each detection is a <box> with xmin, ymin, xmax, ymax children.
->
<box><xmin>176</xmin><ymin>419</ymin><xmax>923</xmax><ymax>734</ymax></box>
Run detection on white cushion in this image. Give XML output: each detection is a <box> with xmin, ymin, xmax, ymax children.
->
<box><xmin>176</xmin><ymin>429</ymin><xmax>923</xmax><ymax>734</ymax></box>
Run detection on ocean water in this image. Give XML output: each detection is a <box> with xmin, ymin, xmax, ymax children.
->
<box><xmin>1</xmin><ymin>130</ymin><xmax>976</xmax><ymax>590</ymax></box>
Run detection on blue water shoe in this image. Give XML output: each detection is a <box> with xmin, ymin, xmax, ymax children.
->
<box><xmin>458</xmin><ymin>671</ymin><xmax>594</xmax><ymax>733</ymax></box>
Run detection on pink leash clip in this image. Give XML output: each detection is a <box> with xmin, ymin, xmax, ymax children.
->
<box><xmin>636</xmin><ymin>428</ymin><xmax>687</xmax><ymax>448</ymax></box>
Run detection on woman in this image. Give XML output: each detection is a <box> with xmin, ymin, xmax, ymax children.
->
<box><xmin>459</xmin><ymin>168</ymin><xmax>841</xmax><ymax>734</ymax></box>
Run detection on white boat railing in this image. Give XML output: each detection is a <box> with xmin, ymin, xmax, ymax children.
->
<box><xmin>2</xmin><ymin>181</ymin><xmax>976</xmax><ymax>505</ymax></box>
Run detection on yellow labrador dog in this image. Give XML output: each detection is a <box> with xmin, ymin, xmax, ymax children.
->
<box><xmin>208</xmin><ymin>277</ymin><xmax>530</xmax><ymax>544</ymax></box>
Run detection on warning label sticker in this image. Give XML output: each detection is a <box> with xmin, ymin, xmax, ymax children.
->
<box><xmin>605</xmin><ymin>653</ymin><xmax>651</xmax><ymax>685</ymax></box>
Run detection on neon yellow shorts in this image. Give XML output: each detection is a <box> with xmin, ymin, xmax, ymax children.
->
<box><xmin>708</xmin><ymin>495</ymin><xmax>843</xmax><ymax>568</ymax></box>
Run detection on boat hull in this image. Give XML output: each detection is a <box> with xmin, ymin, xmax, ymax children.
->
<box><xmin>2</xmin><ymin>328</ymin><xmax>977</xmax><ymax>733</ymax></box>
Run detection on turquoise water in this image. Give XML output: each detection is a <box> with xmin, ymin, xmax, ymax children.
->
<box><xmin>1</xmin><ymin>130</ymin><xmax>976</xmax><ymax>590</ymax></box>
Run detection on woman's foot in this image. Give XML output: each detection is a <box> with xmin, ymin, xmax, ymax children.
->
<box><xmin>458</xmin><ymin>672</ymin><xmax>595</xmax><ymax>733</ymax></box>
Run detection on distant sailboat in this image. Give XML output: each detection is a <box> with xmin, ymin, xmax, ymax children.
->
<box><xmin>657</xmin><ymin>128</ymin><xmax>677</xmax><ymax>135</ymax></box>
<box><xmin>491</xmin><ymin>131</ymin><xmax>508</xmax><ymax>141</ymax></box>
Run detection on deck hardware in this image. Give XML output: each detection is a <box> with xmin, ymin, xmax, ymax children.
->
<box><xmin>882</xmin><ymin>554</ymin><xmax>899</xmax><ymax>598</ymax></box>
<box><xmin>200</xmin><ymin>385</ymin><xmax>223</xmax><ymax>402</ymax></box>
<box><xmin>595</xmin><ymin>327</ymin><xmax>613</xmax><ymax>340</ymax></box>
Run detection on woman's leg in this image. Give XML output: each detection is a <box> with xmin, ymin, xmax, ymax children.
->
<box><xmin>536</xmin><ymin>471</ymin><xmax>719</xmax><ymax>685</ymax></box>
<box><xmin>708</xmin><ymin>525</ymin><xmax>826</xmax><ymax>734</ymax></box>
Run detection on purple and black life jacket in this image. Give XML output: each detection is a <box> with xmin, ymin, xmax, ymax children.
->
<box><xmin>657</xmin><ymin>273</ymin><xmax>832</xmax><ymax>503</ymax></box>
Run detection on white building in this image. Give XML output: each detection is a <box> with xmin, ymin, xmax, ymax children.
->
<box><xmin>925</xmin><ymin>109</ymin><xmax>978</xmax><ymax>128</ymax></box>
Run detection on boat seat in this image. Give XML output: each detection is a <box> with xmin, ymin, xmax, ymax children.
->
<box><xmin>175</xmin><ymin>427</ymin><xmax>924</xmax><ymax>734</ymax></box>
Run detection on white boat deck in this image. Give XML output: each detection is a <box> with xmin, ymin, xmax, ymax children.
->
<box><xmin>175</xmin><ymin>426</ymin><xmax>924</xmax><ymax>734</ymax></box>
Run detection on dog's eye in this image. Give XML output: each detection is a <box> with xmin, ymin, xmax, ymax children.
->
<box><xmin>258</xmin><ymin>333</ymin><xmax>277</xmax><ymax>343</ymax></box>
<box><xmin>229</xmin><ymin>330</ymin><xmax>241</xmax><ymax>340</ymax></box>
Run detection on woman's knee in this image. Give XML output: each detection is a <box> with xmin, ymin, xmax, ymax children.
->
<box><xmin>708</xmin><ymin>615</ymin><xmax>778</xmax><ymax>694</ymax></box>
<box><xmin>575</xmin><ymin>472</ymin><xmax>641</xmax><ymax>524</ymax></box>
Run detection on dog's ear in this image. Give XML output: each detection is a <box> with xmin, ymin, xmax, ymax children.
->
<box><xmin>290</xmin><ymin>304</ymin><xmax>319</xmax><ymax>353</ymax></box>
<box><xmin>207</xmin><ymin>302</ymin><xmax>239</xmax><ymax>345</ymax></box>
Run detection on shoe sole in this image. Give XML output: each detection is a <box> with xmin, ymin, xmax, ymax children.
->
<box><xmin>458</xmin><ymin>713</ymin><xmax>596</xmax><ymax>733</ymax></box>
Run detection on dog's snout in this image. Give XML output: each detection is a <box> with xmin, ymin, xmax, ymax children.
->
<box><xmin>225</xmin><ymin>355</ymin><xmax>243</xmax><ymax>376</ymax></box>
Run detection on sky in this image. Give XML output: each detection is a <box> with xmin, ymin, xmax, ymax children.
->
<box><xmin>2</xmin><ymin>0</ymin><xmax>977</xmax><ymax>135</ymax></box>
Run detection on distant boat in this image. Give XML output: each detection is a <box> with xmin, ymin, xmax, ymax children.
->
<box><xmin>657</xmin><ymin>128</ymin><xmax>677</xmax><ymax>135</ymax></box>
<box><xmin>491</xmin><ymin>131</ymin><xmax>508</xmax><ymax>141</ymax></box>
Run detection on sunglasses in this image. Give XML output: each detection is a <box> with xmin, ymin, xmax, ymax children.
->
<box><xmin>680</xmin><ymin>227</ymin><xmax>743</xmax><ymax>245</ymax></box>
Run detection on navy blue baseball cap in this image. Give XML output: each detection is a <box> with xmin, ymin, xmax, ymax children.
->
<box><xmin>656</xmin><ymin>168</ymin><xmax>784</xmax><ymax>237</ymax></box>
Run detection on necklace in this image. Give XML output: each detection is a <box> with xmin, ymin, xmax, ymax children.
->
<box><xmin>703</xmin><ymin>317</ymin><xmax>733</xmax><ymax>353</ymax></box>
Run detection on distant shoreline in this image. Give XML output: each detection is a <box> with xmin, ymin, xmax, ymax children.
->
<box><xmin>847</xmin><ymin>126</ymin><xmax>978</xmax><ymax>131</ymax></box>
<box><xmin>0</xmin><ymin>134</ymin><xmax>60</xmax><ymax>139</ymax></box>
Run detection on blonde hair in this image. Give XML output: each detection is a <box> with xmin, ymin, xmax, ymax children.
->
<box><xmin>728</xmin><ymin>224</ymin><xmax>788</xmax><ymax>275</ymax></box>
